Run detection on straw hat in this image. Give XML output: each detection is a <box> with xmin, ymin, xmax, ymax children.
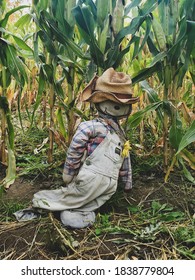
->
<box><xmin>81</xmin><ymin>68</ymin><xmax>139</xmax><ymax>104</ymax></box>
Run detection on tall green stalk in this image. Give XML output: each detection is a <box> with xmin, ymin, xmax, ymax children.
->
<box><xmin>0</xmin><ymin>4</ymin><xmax>29</xmax><ymax>188</ymax></box>
<box><xmin>67</xmin><ymin>67</ymin><xmax>75</xmax><ymax>145</ymax></box>
<box><xmin>48</xmin><ymin>83</ymin><xmax>55</xmax><ymax>163</ymax></box>
<box><xmin>47</xmin><ymin>53</ymin><xmax>56</xmax><ymax>163</ymax></box>
<box><xmin>0</xmin><ymin>66</ymin><xmax>7</xmax><ymax>164</ymax></box>
<box><xmin>130</xmin><ymin>0</ymin><xmax>195</xmax><ymax>181</ymax></box>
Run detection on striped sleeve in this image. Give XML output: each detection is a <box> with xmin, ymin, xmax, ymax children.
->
<box><xmin>63</xmin><ymin>121</ymin><xmax>95</xmax><ymax>176</ymax></box>
<box><xmin>119</xmin><ymin>153</ymin><xmax>132</xmax><ymax>190</ymax></box>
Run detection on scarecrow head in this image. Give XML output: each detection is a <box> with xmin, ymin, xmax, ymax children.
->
<box><xmin>81</xmin><ymin>68</ymin><xmax>139</xmax><ymax>119</ymax></box>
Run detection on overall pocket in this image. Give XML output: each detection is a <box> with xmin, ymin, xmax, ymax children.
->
<box><xmin>104</xmin><ymin>139</ymin><xmax>122</xmax><ymax>163</ymax></box>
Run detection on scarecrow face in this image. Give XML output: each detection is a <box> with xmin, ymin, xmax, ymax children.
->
<box><xmin>96</xmin><ymin>100</ymin><xmax>132</xmax><ymax>118</ymax></box>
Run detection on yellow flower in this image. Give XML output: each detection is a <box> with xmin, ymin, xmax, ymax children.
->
<box><xmin>122</xmin><ymin>140</ymin><xmax>131</xmax><ymax>157</ymax></box>
<box><xmin>64</xmin><ymin>97</ymin><xmax>68</xmax><ymax>104</ymax></box>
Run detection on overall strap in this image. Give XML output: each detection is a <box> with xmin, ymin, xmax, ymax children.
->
<box><xmin>96</xmin><ymin>117</ymin><xmax>126</xmax><ymax>143</ymax></box>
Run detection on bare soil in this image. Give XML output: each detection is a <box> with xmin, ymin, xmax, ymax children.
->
<box><xmin>0</xmin><ymin>163</ymin><xmax>194</xmax><ymax>260</ymax></box>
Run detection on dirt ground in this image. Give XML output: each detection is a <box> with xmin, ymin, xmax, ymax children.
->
<box><xmin>0</xmin><ymin>163</ymin><xmax>194</xmax><ymax>260</ymax></box>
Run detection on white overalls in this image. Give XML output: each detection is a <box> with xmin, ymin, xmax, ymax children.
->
<box><xmin>32</xmin><ymin>129</ymin><xmax>125</xmax><ymax>227</ymax></box>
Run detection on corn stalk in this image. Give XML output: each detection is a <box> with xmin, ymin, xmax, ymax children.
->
<box><xmin>31</xmin><ymin>0</ymin><xmax>89</xmax><ymax>159</ymax></box>
<box><xmin>0</xmin><ymin>66</ymin><xmax>7</xmax><ymax>164</ymax></box>
<box><xmin>72</xmin><ymin>0</ymin><xmax>153</xmax><ymax>76</ymax></box>
<box><xmin>129</xmin><ymin>0</ymin><xmax>195</xmax><ymax>182</ymax></box>
<box><xmin>0</xmin><ymin>4</ymin><xmax>29</xmax><ymax>188</ymax></box>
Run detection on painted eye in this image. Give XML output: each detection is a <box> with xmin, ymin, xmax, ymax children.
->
<box><xmin>114</xmin><ymin>105</ymin><xmax>120</xmax><ymax>110</ymax></box>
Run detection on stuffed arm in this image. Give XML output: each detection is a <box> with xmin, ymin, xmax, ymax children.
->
<box><xmin>63</xmin><ymin>122</ymin><xmax>92</xmax><ymax>184</ymax></box>
<box><xmin>119</xmin><ymin>153</ymin><xmax>132</xmax><ymax>191</ymax></box>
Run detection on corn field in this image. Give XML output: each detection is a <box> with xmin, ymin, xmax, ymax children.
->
<box><xmin>0</xmin><ymin>0</ymin><xmax>195</xmax><ymax>261</ymax></box>
<box><xmin>1</xmin><ymin>0</ymin><xmax>194</xmax><ymax>188</ymax></box>
<box><xmin>0</xmin><ymin>0</ymin><xmax>194</xmax><ymax>185</ymax></box>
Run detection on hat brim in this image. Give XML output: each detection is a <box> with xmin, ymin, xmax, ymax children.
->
<box><xmin>81</xmin><ymin>90</ymin><xmax>139</xmax><ymax>104</ymax></box>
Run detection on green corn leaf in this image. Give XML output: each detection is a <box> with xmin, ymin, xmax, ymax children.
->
<box><xmin>72</xmin><ymin>5</ymin><xmax>103</xmax><ymax>66</ymax></box>
<box><xmin>99</xmin><ymin>17</ymin><xmax>109</xmax><ymax>53</ymax></box>
<box><xmin>169</xmin><ymin>122</ymin><xmax>183</xmax><ymax>150</ymax></box>
<box><xmin>152</xmin><ymin>17</ymin><xmax>166</xmax><ymax>51</ymax></box>
<box><xmin>140</xmin><ymin>0</ymin><xmax>158</xmax><ymax>16</ymax></box>
<box><xmin>12</xmin><ymin>35</ymin><xmax>33</xmax><ymax>53</ymax></box>
<box><xmin>32</xmin><ymin>0</ymin><xmax>48</xmax><ymax>14</ymax></box>
<box><xmin>177</xmin><ymin>20</ymin><xmax>195</xmax><ymax>87</ymax></box>
<box><xmin>9</xmin><ymin>47</ymin><xmax>28</xmax><ymax>85</ymax></box>
<box><xmin>37</xmin><ymin>30</ymin><xmax>57</xmax><ymax>56</ymax></box>
<box><xmin>17</xmin><ymin>87</ymin><xmax>24</xmax><ymax>131</ymax></box>
<box><xmin>125</xmin><ymin>0</ymin><xmax>142</xmax><ymax>15</ymax></box>
<box><xmin>55</xmin><ymin>107</ymin><xmax>67</xmax><ymax>139</ymax></box>
<box><xmin>147</xmin><ymin>35</ymin><xmax>159</xmax><ymax>56</ymax></box>
<box><xmin>0</xmin><ymin>5</ymin><xmax>29</xmax><ymax>28</ymax></box>
<box><xmin>51</xmin><ymin>0</ymin><xmax>63</xmax><ymax>19</ymax></box>
<box><xmin>51</xmin><ymin>0</ymin><xmax>75</xmax><ymax>36</ymax></box>
<box><xmin>149</xmin><ymin>51</ymin><xmax>166</xmax><ymax>67</ymax></box>
<box><xmin>140</xmin><ymin>80</ymin><xmax>163</xmax><ymax>122</ymax></box>
<box><xmin>112</xmin><ymin>44</ymin><xmax>131</xmax><ymax>69</ymax></box>
<box><xmin>132</xmin><ymin>62</ymin><xmax>162</xmax><ymax>85</ymax></box>
<box><xmin>0</xmin><ymin>27</ymin><xmax>33</xmax><ymax>53</ymax></box>
<box><xmin>105</xmin><ymin>46</ymin><xmax>120</xmax><ymax>68</ymax></box>
<box><xmin>5</xmin><ymin>43</ymin><xmax>28</xmax><ymax>86</ymax></box>
<box><xmin>54</xmin><ymin>82</ymin><xmax>64</xmax><ymax>99</ymax></box>
<box><xmin>166</xmin><ymin>18</ymin><xmax>187</xmax><ymax>66</ymax></box>
<box><xmin>115</xmin><ymin>15</ymin><xmax>146</xmax><ymax>44</ymax></box>
<box><xmin>179</xmin><ymin>157</ymin><xmax>195</xmax><ymax>185</ymax></box>
<box><xmin>158</xmin><ymin>0</ymin><xmax>174</xmax><ymax>36</ymax></box>
<box><xmin>131</xmin><ymin>35</ymin><xmax>141</xmax><ymax>61</ymax></box>
<box><xmin>138</xmin><ymin>16</ymin><xmax>152</xmax><ymax>54</ymax></box>
<box><xmin>72</xmin><ymin>5</ymin><xmax>95</xmax><ymax>37</ymax></box>
<box><xmin>14</xmin><ymin>13</ymin><xmax>32</xmax><ymax>29</ymax></box>
<box><xmin>0</xmin><ymin>68</ymin><xmax>11</xmax><ymax>88</ymax></box>
<box><xmin>0</xmin><ymin>0</ymin><xmax>6</xmax><ymax>13</ymax></box>
<box><xmin>180</xmin><ymin>149</ymin><xmax>195</xmax><ymax>170</ymax></box>
<box><xmin>127</xmin><ymin>101</ymin><xmax>163</xmax><ymax>128</ymax></box>
<box><xmin>84</xmin><ymin>0</ymin><xmax>97</xmax><ymax>18</ymax></box>
<box><xmin>190</xmin><ymin>71</ymin><xmax>195</xmax><ymax>85</ymax></box>
<box><xmin>66</xmin><ymin>0</ymin><xmax>77</xmax><ymax>28</ymax></box>
<box><xmin>97</xmin><ymin>0</ymin><xmax>109</xmax><ymax>27</ymax></box>
<box><xmin>42</xmin><ymin>64</ymin><xmax>54</xmax><ymax>84</ymax></box>
<box><xmin>176</xmin><ymin>120</ymin><xmax>195</xmax><ymax>155</ymax></box>
<box><xmin>58</xmin><ymin>55</ymin><xmax>83</xmax><ymax>72</ymax></box>
<box><xmin>47</xmin><ymin>20</ymin><xmax>90</xmax><ymax>60</ymax></box>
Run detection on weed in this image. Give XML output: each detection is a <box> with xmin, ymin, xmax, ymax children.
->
<box><xmin>174</xmin><ymin>226</ymin><xmax>195</xmax><ymax>244</ymax></box>
<box><xmin>14</xmin><ymin>126</ymin><xmax>65</xmax><ymax>179</ymax></box>
<box><xmin>92</xmin><ymin>198</ymin><xmax>194</xmax><ymax>260</ymax></box>
<box><xmin>0</xmin><ymin>201</ymin><xmax>29</xmax><ymax>222</ymax></box>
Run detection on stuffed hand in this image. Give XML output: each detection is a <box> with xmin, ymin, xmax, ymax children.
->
<box><xmin>62</xmin><ymin>173</ymin><xmax>74</xmax><ymax>184</ymax></box>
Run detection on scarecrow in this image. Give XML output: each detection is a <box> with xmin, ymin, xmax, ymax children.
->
<box><xmin>15</xmin><ymin>68</ymin><xmax>139</xmax><ymax>228</ymax></box>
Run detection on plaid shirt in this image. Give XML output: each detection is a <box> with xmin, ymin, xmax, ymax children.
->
<box><xmin>63</xmin><ymin>117</ymin><xmax>132</xmax><ymax>190</ymax></box>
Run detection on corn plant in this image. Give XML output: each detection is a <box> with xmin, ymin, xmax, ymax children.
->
<box><xmin>72</xmin><ymin>0</ymin><xmax>157</xmax><ymax>76</ymax></box>
<box><xmin>128</xmin><ymin>0</ymin><xmax>195</xmax><ymax>182</ymax></box>
<box><xmin>0</xmin><ymin>2</ymin><xmax>30</xmax><ymax>188</ymax></box>
<box><xmin>30</xmin><ymin>0</ymin><xmax>93</xmax><ymax>162</ymax></box>
<box><xmin>1</xmin><ymin>0</ymin><xmax>194</xmax><ymax>187</ymax></box>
